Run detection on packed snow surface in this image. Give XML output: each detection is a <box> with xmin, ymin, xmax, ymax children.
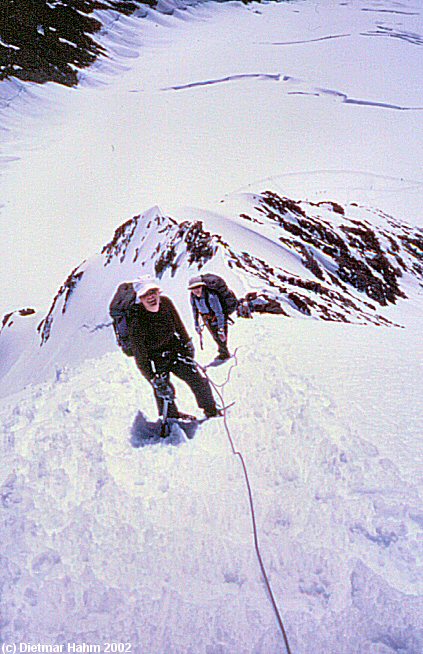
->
<box><xmin>1</xmin><ymin>316</ymin><xmax>422</xmax><ymax>653</ymax></box>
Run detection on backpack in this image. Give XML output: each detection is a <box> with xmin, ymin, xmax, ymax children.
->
<box><xmin>199</xmin><ymin>273</ymin><xmax>238</xmax><ymax>316</ymax></box>
<box><xmin>109</xmin><ymin>282</ymin><xmax>136</xmax><ymax>356</ymax></box>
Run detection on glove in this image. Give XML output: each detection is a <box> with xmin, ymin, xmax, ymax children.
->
<box><xmin>183</xmin><ymin>339</ymin><xmax>195</xmax><ymax>358</ymax></box>
<box><xmin>152</xmin><ymin>373</ymin><xmax>173</xmax><ymax>400</ymax></box>
<box><xmin>237</xmin><ymin>300</ymin><xmax>253</xmax><ymax>319</ymax></box>
<box><xmin>217</xmin><ymin>329</ymin><xmax>226</xmax><ymax>342</ymax></box>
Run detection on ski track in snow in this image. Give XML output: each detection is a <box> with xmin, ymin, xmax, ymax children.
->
<box><xmin>162</xmin><ymin>72</ymin><xmax>423</xmax><ymax>111</ymax></box>
<box><xmin>361</xmin><ymin>9</ymin><xmax>420</xmax><ymax>16</ymax></box>
<box><xmin>161</xmin><ymin>72</ymin><xmax>282</xmax><ymax>90</ymax></box>
<box><xmin>261</xmin><ymin>33</ymin><xmax>352</xmax><ymax>45</ymax></box>
<box><xmin>361</xmin><ymin>28</ymin><xmax>423</xmax><ymax>46</ymax></box>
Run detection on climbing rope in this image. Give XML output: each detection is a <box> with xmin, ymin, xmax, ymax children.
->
<box><xmin>198</xmin><ymin>353</ymin><xmax>293</xmax><ymax>654</ymax></box>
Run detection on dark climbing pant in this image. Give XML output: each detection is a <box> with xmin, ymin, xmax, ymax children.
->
<box><xmin>150</xmin><ymin>353</ymin><xmax>216</xmax><ymax>417</ymax></box>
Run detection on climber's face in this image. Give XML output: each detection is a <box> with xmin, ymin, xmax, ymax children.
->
<box><xmin>139</xmin><ymin>288</ymin><xmax>160</xmax><ymax>312</ymax></box>
<box><xmin>192</xmin><ymin>286</ymin><xmax>204</xmax><ymax>298</ymax></box>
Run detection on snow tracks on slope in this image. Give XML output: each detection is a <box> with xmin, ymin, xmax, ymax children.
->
<box><xmin>1</xmin><ymin>320</ymin><xmax>421</xmax><ymax>653</ymax></box>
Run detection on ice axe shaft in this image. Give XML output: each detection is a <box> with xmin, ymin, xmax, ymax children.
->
<box><xmin>199</xmin><ymin>319</ymin><xmax>204</xmax><ymax>350</ymax></box>
<box><xmin>160</xmin><ymin>397</ymin><xmax>170</xmax><ymax>437</ymax></box>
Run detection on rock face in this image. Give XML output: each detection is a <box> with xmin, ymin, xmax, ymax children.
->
<box><xmin>230</xmin><ymin>191</ymin><xmax>422</xmax><ymax>325</ymax></box>
<box><xmin>1</xmin><ymin>308</ymin><xmax>36</xmax><ymax>331</ymax></box>
<box><xmin>0</xmin><ymin>0</ymin><xmax>142</xmax><ymax>87</ymax></box>
<box><xmin>0</xmin><ymin>195</ymin><xmax>421</xmax><ymax>396</ymax></box>
<box><xmin>38</xmin><ymin>267</ymin><xmax>85</xmax><ymax>345</ymax></box>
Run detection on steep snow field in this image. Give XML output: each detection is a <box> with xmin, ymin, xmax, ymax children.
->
<box><xmin>1</xmin><ymin>0</ymin><xmax>423</xmax><ymax>315</ymax></box>
<box><xmin>1</xmin><ymin>0</ymin><xmax>422</xmax><ymax>651</ymax></box>
<box><xmin>1</xmin><ymin>316</ymin><xmax>422</xmax><ymax>652</ymax></box>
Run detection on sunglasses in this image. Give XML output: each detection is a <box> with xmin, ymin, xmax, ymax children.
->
<box><xmin>141</xmin><ymin>289</ymin><xmax>160</xmax><ymax>298</ymax></box>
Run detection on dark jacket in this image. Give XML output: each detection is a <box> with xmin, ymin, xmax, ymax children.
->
<box><xmin>127</xmin><ymin>296</ymin><xmax>190</xmax><ymax>380</ymax></box>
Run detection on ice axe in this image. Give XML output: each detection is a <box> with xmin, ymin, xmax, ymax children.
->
<box><xmin>152</xmin><ymin>373</ymin><xmax>175</xmax><ymax>438</ymax></box>
<box><xmin>197</xmin><ymin>322</ymin><xmax>204</xmax><ymax>350</ymax></box>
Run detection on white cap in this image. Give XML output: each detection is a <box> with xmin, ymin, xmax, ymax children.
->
<box><xmin>133</xmin><ymin>275</ymin><xmax>161</xmax><ymax>298</ymax></box>
<box><xmin>188</xmin><ymin>276</ymin><xmax>205</xmax><ymax>290</ymax></box>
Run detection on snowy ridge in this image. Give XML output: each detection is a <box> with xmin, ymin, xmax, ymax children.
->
<box><xmin>1</xmin><ymin>192</ymin><xmax>422</xmax><ymax>398</ymax></box>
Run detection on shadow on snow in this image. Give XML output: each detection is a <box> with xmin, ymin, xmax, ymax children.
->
<box><xmin>130</xmin><ymin>411</ymin><xmax>202</xmax><ymax>447</ymax></box>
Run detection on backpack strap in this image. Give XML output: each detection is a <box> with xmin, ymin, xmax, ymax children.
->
<box><xmin>203</xmin><ymin>287</ymin><xmax>212</xmax><ymax>314</ymax></box>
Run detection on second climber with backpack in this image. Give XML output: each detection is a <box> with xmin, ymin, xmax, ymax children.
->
<box><xmin>188</xmin><ymin>274</ymin><xmax>238</xmax><ymax>363</ymax></box>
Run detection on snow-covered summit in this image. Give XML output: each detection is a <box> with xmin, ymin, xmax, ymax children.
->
<box><xmin>1</xmin><ymin>192</ymin><xmax>421</xmax><ymax>398</ymax></box>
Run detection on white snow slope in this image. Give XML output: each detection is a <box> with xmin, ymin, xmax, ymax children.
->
<box><xmin>0</xmin><ymin>0</ymin><xmax>422</xmax><ymax>652</ymax></box>
<box><xmin>0</xmin><ymin>195</ymin><xmax>422</xmax><ymax>653</ymax></box>
<box><xmin>1</xmin><ymin>0</ymin><xmax>423</xmax><ymax>315</ymax></box>
<box><xmin>1</xmin><ymin>314</ymin><xmax>422</xmax><ymax>653</ymax></box>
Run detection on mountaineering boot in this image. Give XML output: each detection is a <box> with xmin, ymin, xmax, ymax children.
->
<box><xmin>204</xmin><ymin>406</ymin><xmax>223</xmax><ymax>418</ymax></box>
<box><xmin>176</xmin><ymin>411</ymin><xmax>197</xmax><ymax>421</ymax></box>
